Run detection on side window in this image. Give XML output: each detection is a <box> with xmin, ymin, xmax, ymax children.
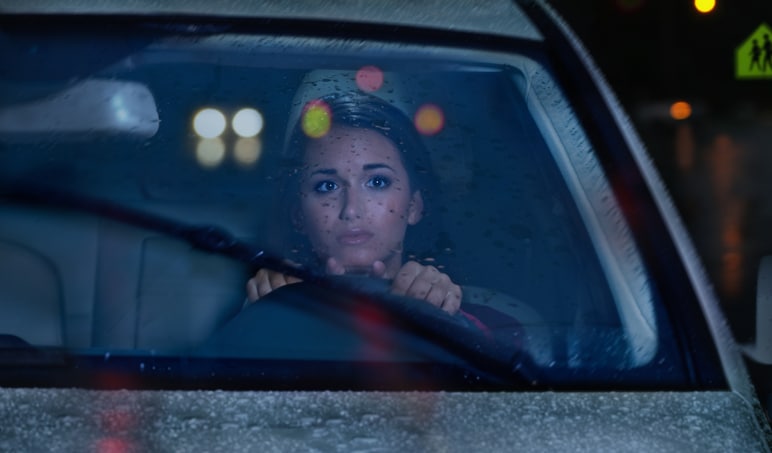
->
<box><xmin>518</xmin><ymin>58</ymin><xmax>662</xmax><ymax>368</ymax></box>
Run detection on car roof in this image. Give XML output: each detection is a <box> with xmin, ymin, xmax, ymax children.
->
<box><xmin>0</xmin><ymin>0</ymin><xmax>544</xmax><ymax>41</ymax></box>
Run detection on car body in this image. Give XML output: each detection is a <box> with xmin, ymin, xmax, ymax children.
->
<box><xmin>0</xmin><ymin>0</ymin><xmax>770</xmax><ymax>450</ymax></box>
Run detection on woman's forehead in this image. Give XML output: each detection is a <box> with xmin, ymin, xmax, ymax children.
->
<box><xmin>303</xmin><ymin>126</ymin><xmax>404</xmax><ymax>169</ymax></box>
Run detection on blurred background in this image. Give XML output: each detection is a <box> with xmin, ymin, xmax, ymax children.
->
<box><xmin>549</xmin><ymin>0</ymin><xmax>772</xmax><ymax>343</ymax></box>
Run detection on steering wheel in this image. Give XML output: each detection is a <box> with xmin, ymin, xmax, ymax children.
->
<box><xmin>200</xmin><ymin>276</ymin><xmax>525</xmax><ymax>380</ymax></box>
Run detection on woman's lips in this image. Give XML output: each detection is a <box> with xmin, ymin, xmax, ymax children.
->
<box><xmin>337</xmin><ymin>229</ymin><xmax>374</xmax><ymax>245</ymax></box>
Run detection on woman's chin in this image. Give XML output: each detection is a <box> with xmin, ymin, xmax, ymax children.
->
<box><xmin>341</xmin><ymin>266</ymin><xmax>375</xmax><ymax>276</ymax></box>
<box><xmin>334</xmin><ymin>255</ymin><xmax>379</xmax><ymax>275</ymax></box>
<box><xmin>329</xmin><ymin>250</ymin><xmax>397</xmax><ymax>276</ymax></box>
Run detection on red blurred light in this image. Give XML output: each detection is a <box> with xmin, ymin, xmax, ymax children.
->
<box><xmin>95</xmin><ymin>438</ymin><xmax>132</xmax><ymax>453</ymax></box>
<box><xmin>355</xmin><ymin>65</ymin><xmax>384</xmax><ymax>92</ymax></box>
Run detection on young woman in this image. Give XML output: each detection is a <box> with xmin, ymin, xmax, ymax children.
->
<box><xmin>246</xmin><ymin>90</ymin><xmax>465</xmax><ymax>315</ymax></box>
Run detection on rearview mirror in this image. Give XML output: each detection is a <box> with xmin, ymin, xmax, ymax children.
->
<box><xmin>0</xmin><ymin>79</ymin><xmax>159</xmax><ymax>142</ymax></box>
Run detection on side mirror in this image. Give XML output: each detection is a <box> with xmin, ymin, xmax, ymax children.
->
<box><xmin>742</xmin><ymin>256</ymin><xmax>772</xmax><ymax>364</ymax></box>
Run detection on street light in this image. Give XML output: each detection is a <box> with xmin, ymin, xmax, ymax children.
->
<box><xmin>694</xmin><ymin>0</ymin><xmax>716</xmax><ymax>14</ymax></box>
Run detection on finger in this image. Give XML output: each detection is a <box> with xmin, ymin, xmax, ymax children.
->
<box><xmin>439</xmin><ymin>284</ymin><xmax>463</xmax><ymax>314</ymax></box>
<box><xmin>268</xmin><ymin>270</ymin><xmax>289</xmax><ymax>291</ymax></box>
<box><xmin>246</xmin><ymin>277</ymin><xmax>260</xmax><ymax>302</ymax></box>
<box><xmin>277</xmin><ymin>259</ymin><xmax>302</xmax><ymax>284</ymax></box>
<box><xmin>249</xmin><ymin>269</ymin><xmax>303</xmax><ymax>302</ymax></box>
<box><xmin>407</xmin><ymin>265</ymin><xmax>444</xmax><ymax>303</ymax></box>
<box><xmin>371</xmin><ymin>260</ymin><xmax>386</xmax><ymax>278</ymax></box>
<box><xmin>256</xmin><ymin>269</ymin><xmax>275</xmax><ymax>299</ymax></box>
<box><xmin>403</xmin><ymin>264</ymin><xmax>442</xmax><ymax>300</ymax></box>
<box><xmin>325</xmin><ymin>257</ymin><xmax>346</xmax><ymax>275</ymax></box>
<box><xmin>408</xmin><ymin>264</ymin><xmax>441</xmax><ymax>290</ymax></box>
<box><xmin>422</xmin><ymin>271</ymin><xmax>452</xmax><ymax>306</ymax></box>
<box><xmin>270</xmin><ymin>272</ymin><xmax>303</xmax><ymax>290</ymax></box>
<box><xmin>255</xmin><ymin>269</ymin><xmax>277</xmax><ymax>298</ymax></box>
<box><xmin>391</xmin><ymin>261</ymin><xmax>423</xmax><ymax>296</ymax></box>
<box><xmin>259</xmin><ymin>274</ymin><xmax>303</xmax><ymax>298</ymax></box>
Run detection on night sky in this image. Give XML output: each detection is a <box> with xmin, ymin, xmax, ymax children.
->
<box><xmin>550</xmin><ymin>0</ymin><xmax>772</xmax><ymax>112</ymax></box>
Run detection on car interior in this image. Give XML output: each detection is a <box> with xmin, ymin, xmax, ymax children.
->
<box><xmin>0</xmin><ymin>32</ymin><xmax>658</xmax><ymax>373</ymax></box>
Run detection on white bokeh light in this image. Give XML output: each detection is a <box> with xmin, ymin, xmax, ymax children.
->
<box><xmin>234</xmin><ymin>137</ymin><xmax>263</xmax><ymax>167</ymax></box>
<box><xmin>195</xmin><ymin>138</ymin><xmax>226</xmax><ymax>168</ymax></box>
<box><xmin>193</xmin><ymin>108</ymin><xmax>227</xmax><ymax>139</ymax></box>
<box><xmin>232</xmin><ymin>108</ymin><xmax>264</xmax><ymax>138</ymax></box>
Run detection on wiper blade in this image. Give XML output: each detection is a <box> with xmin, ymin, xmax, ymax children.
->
<box><xmin>0</xmin><ymin>184</ymin><xmax>305</xmax><ymax>278</ymax></box>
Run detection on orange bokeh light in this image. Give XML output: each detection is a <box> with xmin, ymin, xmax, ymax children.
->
<box><xmin>670</xmin><ymin>101</ymin><xmax>692</xmax><ymax>120</ymax></box>
<box><xmin>414</xmin><ymin>104</ymin><xmax>444</xmax><ymax>136</ymax></box>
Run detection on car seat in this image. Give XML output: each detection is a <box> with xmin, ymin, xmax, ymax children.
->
<box><xmin>0</xmin><ymin>240</ymin><xmax>65</xmax><ymax>346</ymax></box>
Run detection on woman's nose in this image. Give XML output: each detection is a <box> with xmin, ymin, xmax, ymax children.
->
<box><xmin>338</xmin><ymin>187</ymin><xmax>363</xmax><ymax>221</ymax></box>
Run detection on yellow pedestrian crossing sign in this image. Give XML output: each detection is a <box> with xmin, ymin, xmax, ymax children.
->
<box><xmin>736</xmin><ymin>23</ymin><xmax>772</xmax><ymax>79</ymax></box>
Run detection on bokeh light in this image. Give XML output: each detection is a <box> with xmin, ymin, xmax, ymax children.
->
<box><xmin>355</xmin><ymin>65</ymin><xmax>384</xmax><ymax>92</ymax></box>
<box><xmin>232</xmin><ymin>108</ymin><xmax>264</xmax><ymax>138</ymax></box>
<box><xmin>234</xmin><ymin>137</ymin><xmax>263</xmax><ymax>167</ymax></box>
<box><xmin>193</xmin><ymin>108</ymin><xmax>226</xmax><ymax>138</ymax></box>
<box><xmin>694</xmin><ymin>0</ymin><xmax>716</xmax><ymax>13</ymax></box>
<box><xmin>195</xmin><ymin>138</ymin><xmax>226</xmax><ymax>168</ymax></box>
<box><xmin>95</xmin><ymin>437</ymin><xmax>133</xmax><ymax>453</ymax></box>
<box><xmin>669</xmin><ymin>101</ymin><xmax>692</xmax><ymax>120</ymax></box>
<box><xmin>302</xmin><ymin>100</ymin><xmax>332</xmax><ymax>138</ymax></box>
<box><xmin>414</xmin><ymin>104</ymin><xmax>444</xmax><ymax>136</ymax></box>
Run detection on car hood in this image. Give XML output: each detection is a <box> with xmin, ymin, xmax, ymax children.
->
<box><xmin>0</xmin><ymin>389</ymin><xmax>767</xmax><ymax>452</ymax></box>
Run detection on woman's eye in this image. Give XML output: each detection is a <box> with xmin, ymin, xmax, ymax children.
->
<box><xmin>313</xmin><ymin>181</ymin><xmax>338</xmax><ymax>193</ymax></box>
<box><xmin>366</xmin><ymin>175</ymin><xmax>391</xmax><ymax>189</ymax></box>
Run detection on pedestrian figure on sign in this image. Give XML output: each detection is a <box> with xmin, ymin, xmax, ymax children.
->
<box><xmin>750</xmin><ymin>39</ymin><xmax>763</xmax><ymax>72</ymax></box>
<box><xmin>763</xmin><ymin>34</ymin><xmax>772</xmax><ymax>72</ymax></box>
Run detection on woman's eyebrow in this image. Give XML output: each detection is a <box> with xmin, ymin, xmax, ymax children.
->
<box><xmin>308</xmin><ymin>168</ymin><xmax>337</xmax><ymax>177</ymax></box>
<box><xmin>308</xmin><ymin>163</ymin><xmax>395</xmax><ymax>177</ymax></box>
<box><xmin>363</xmin><ymin>163</ymin><xmax>396</xmax><ymax>172</ymax></box>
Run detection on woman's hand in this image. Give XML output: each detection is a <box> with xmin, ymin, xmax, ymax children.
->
<box><xmin>245</xmin><ymin>268</ymin><xmax>303</xmax><ymax>303</ymax></box>
<box><xmin>246</xmin><ymin>259</ymin><xmax>462</xmax><ymax>315</ymax></box>
<box><xmin>391</xmin><ymin>260</ymin><xmax>462</xmax><ymax>315</ymax></box>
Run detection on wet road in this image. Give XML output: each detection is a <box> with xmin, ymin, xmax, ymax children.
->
<box><xmin>639</xmin><ymin>113</ymin><xmax>772</xmax><ymax>342</ymax></box>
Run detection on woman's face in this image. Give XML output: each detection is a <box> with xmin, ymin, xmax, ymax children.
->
<box><xmin>297</xmin><ymin>125</ymin><xmax>423</xmax><ymax>277</ymax></box>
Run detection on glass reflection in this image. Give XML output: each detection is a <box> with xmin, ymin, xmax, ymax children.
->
<box><xmin>414</xmin><ymin>104</ymin><xmax>444</xmax><ymax>136</ymax></box>
<box><xmin>193</xmin><ymin>108</ymin><xmax>226</xmax><ymax>139</ymax></box>
<box><xmin>234</xmin><ymin>137</ymin><xmax>262</xmax><ymax>167</ymax></box>
<box><xmin>196</xmin><ymin>138</ymin><xmax>226</xmax><ymax>168</ymax></box>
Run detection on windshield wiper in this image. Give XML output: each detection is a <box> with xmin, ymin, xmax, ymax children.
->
<box><xmin>0</xmin><ymin>183</ymin><xmax>305</xmax><ymax>278</ymax></box>
<box><xmin>0</xmin><ymin>184</ymin><xmax>540</xmax><ymax>387</ymax></box>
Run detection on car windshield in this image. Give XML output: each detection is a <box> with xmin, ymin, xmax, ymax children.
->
<box><xmin>0</xmin><ymin>19</ymin><xmax>715</xmax><ymax>390</ymax></box>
